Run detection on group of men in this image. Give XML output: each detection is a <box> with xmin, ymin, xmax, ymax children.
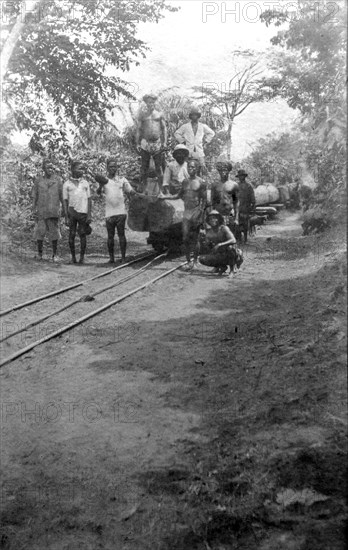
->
<box><xmin>32</xmin><ymin>93</ymin><xmax>256</xmax><ymax>274</ymax></box>
<box><xmin>33</xmin><ymin>157</ymin><xmax>135</xmax><ymax>264</ymax></box>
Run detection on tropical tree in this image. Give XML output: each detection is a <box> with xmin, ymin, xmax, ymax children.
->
<box><xmin>1</xmin><ymin>0</ymin><xmax>177</xmax><ymax>134</ymax></box>
<box><xmin>260</xmin><ymin>0</ymin><xmax>346</xmax><ymax>212</ymax></box>
<box><xmin>193</xmin><ymin>60</ymin><xmax>277</xmax><ymax>159</ymax></box>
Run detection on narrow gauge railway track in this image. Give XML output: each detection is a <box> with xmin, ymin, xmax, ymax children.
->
<box><xmin>0</xmin><ymin>256</ymin><xmax>188</xmax><ymax>368</ymax></box>
<box><xmin>0</xmin><ymin>250</ymin><xmax>157</xmax><ymax>318</ymax></box>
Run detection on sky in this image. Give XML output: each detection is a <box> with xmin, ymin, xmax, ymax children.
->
<box><xmin>115</xmin><ymin>0</ymin><xmax>299</xmax><ymax>160</ymax></box>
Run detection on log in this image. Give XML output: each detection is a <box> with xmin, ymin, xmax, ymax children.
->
<box><xmin>255</xmin><ymin>184</ymin><xmax>280</xmax><ymax>206</ymax></box>
<box><xmin>148</xmin><ymin>199</ymin><xmax>184</xmax><ymax>232</ymax></box>
<box><xmin>127</xmin><ymin>177</ymin><xmax>161</xmax><ymax>232</ymax></box>
<box><xmin>128</xmin><ymin>195</ymin><xmax>149</xmax><ymax>231</ymax></box>
<box><xmin>277</xmin><ymin>185</ymin><xmax>290</xmax><ymax>203</ymax></box>
<box><xmin>255</xmin><ymin>206</ymin><xmax>278</xmax><ymax>218</ymax></box>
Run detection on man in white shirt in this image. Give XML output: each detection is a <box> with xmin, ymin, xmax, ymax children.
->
<box><xmin>63</xmin><ymin>161</ymin><xmax>91</xmax><ymax>264</ymax></box>
<box><xmin>174</xmin><ymin>107</ymin><xmax>215</xmax><ymax>174</ymax></box>
<box><xmin>162</xmin><ymin>144</ymin><xmax>190</xmax><ymax>195</ymax></box>
<box><xmin>95</xmin><ymin>157</ymin><xmax>136</xmax><ymax>264</ymax></box>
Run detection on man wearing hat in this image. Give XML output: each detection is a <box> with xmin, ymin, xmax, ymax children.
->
<box><xmin>199</xmin><ymin>210</ymin><xmax>243</xmax><ymax>276</ymax></box>
<box><xmin>94</xmin><ymin>157</ymin><xmax>137</xmax><ymax>264</ymax></box>
<box><xmin>63</xmin><ymin>160</ymin><xmax>92</xmax><ymax>264</ymax></box>
<box><xmin>174</xmin><ymin>106</ymin><xmax>215</xmax><ymax>174</ymax></box>
<box><xmin>32</xmin><ymin>158</ymin><xmax>64</xmax><ymax>262</ymax></box>
<box><xmin>162</xmin><ymin>144</ymin><xmax>190</xmax><ymax>195</ymax></box>
<box><xmin>136</xmin><ymin>93</ymin><xmax>167</xmax><ymax>191</ymax></box>
<box><xmin>235</xmin><ymin>169</ymin><xmax>255</xmax><ymax>244</ymax></box>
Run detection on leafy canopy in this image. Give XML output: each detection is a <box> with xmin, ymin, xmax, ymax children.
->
<box><xmin>2</xmin><ymin>0</ymin><xmax>177</xmax><ymax>129</ymax></box>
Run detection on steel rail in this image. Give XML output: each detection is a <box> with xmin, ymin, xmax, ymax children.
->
<box><xmin>0</xmin><ymin>254</ymin><xmax>167</xmax><ymax>344</ymax></box>
<box><xmin>0</xmin><ymin>260</ymin><xmax>187</xmax><ymax>368</ymax></box>
<box><xmin>0</xmin><ymin>250</ymin><xmax>156</xmax><ymax>318</ymax></box>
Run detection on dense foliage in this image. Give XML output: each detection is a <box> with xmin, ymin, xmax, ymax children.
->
<box><xmin>260</xmin><ymin>0</ymin><xmax>346</xmax><ymax>218</ymax></box>
<box><xmin>2</xmin><ymin>0</ymin><xmax>176</xmax><ymax>133</ymax></box>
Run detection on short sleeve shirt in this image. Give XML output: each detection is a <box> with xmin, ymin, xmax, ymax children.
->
<box><xmin>63</xmin><ymin>178</ymin><xmax>91</xmax><ymax>214</ymax></box>
<box><xmin>104</xmin><ymin>176</ymin><xmax>133</xmax><ymax>218</ymax></box>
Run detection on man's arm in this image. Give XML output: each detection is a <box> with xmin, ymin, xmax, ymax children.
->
<box><xmin>162</xmin><ymin>165</ymin><xmax>171</xmax><ymax>195</ymax></box>
<box><xmin>87</xmin><ymin>197</ymin><xmax>92</xmax><ymax>222</ymax></box>
<box><xmin>62</xmin><ymin>182</ymin><xmax>69</xmax><ymax>222</ymax></box>
<box><xmin>199</xmin><ymin>181</ymin><xmax>207</xmax><ymax>208</ymax></box>
<box><xmin>160</xmin><ymin>113</ymin><xmax>167</xmax><ymax>149</ymax></box>
<box><xmin>86</xmin><ymin>183</ymin><xmax>92</xmax><ymax>222</ymax></box>
<box><xmin>32</xmin><ymin>178</ymin><xmax>38</xmax><ymax>216</ymax></box>
<box><xmin>95</xmin><ymin>174</ymin><xmax>109</xmax><ymax>195</ymax></box>
<box><xmin>123</xmin><ymin>178</ymin><xmax>137</xmax><ymax>197</ymax></box>
<box><xmin>250</xmin><ymin>185</ymin><xmax>256</xmax><ymax>212</ymax></box>
<box><xmin>135</xmin><ymin>110</ymin><xmax>143</xmax><ymax>150</ymax></box>
<box><xmin>231</xmin><ymin>183</ymin><xmax>240</xmax><ymax>224</ymax></box>
<box><xmin>203</xmin><ymin>124</ymin><xmax>215</xmax><ymax>144</ymax></box>
<box><xmin>58</xmin><ymin>180</ymin><xmax>64</xmax><ymax>210</ymax></box>
<box><xmin>174</xmin><ymin>124</ymin><xmax>186</xmax><ymax>144</ymax></box>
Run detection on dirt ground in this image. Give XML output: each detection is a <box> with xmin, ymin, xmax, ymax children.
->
<box><xmin>0</xmin><ymin>212</ymin><xmax>347</xmax><ymax>550</ymax></box>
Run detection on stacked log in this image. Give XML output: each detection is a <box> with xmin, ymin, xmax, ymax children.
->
<box><xmin>255</xmin><ymin>183</ymin><xmax>280</xmax><ymax>206</ymax></box>
<box><xmin>127</xmin><ymin>176</ymin><xmax>185</xmax><ymax>233</ymax></box>
<box><xmin>148</xmin><ymin>199</ymin><xmax>184</xmax><ymax>232</ymax></box>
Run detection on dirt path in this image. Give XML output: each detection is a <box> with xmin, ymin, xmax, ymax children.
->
<box><xmin>0</xmin><ymin>213</ymin><xmax>346</xmax><ymax>550</ymax></box>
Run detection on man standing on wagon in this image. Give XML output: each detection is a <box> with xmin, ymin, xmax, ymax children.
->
<box><xmin>174</xmin><ymin>106</ymin><xmax>215</xmax><ymax>175</ymax></box>
<box><xmin>136</xmin><ymin>93</ymin><xmax>167</xmax><ymax>192</ymax></box>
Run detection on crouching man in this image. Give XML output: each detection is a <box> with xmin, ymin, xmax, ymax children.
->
<box><xmin>63</xmin><ymin>160</ymin><xmax>91</xmax><ymax>264</ymax></box>
<box><xmin>199</xmin><ymin>210</ymin><xmax>243</xmax><ymax>276</ymax></box>
<box><xmin>95</xmin><ymin>157</ymin><xmax>136</xmax><ymax>264</ymax></box>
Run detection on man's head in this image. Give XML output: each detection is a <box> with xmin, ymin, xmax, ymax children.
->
<box><xmin>43</xmin><ymin>158</ymin><xmax>55</xmax><ymax>177</ymax></box>
<box><xmin>71</xmin><ymin>160</ymin><xmax>84</xmax><ymax>179</ymax></box>
<box><xmin>216</xmin><ymin>161</ymin><xmax>232</xmax><ymax>182</ymax></box>
<box><xmin>173</xmin><ymin>145</ymin><xmax>189</xmax><ymax>165</ymax></box>
<box><xmin>187</xmin><ymin>159</ymin><xmax>199</xmax><ymax>178</ymax></box>
<box><xmin>143</xmin><ymin>93</ymin><xmax>158</xmax><ymax>113</ymax></box>
<box><xmin>207</xmin><ymin>210</ymin><xmax>224</xmax><ymax>228</ymax></box>
<box><xmin>107</xmin><ymin>157</ymin><xmax>119</xmax><ymax>177</ymax></box>
<box><xmin>188</xmin><ymin>106</ymin><xmax>201</xmax><ymax>123</ymax></box>
<box><xmin>236</xmin><ymin>169</ymin><xmax>248</xmax><ymax>183</ymax></box>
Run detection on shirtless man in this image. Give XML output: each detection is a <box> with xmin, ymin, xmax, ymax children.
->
<box><xmin>160</xmin><ymin>159</ymin><xmax>207</xmax><ymax>270</ymax></box>
<box><xmin>136</xmin><ymin>93</ymin><xmax>167</xmax><ymax>191</ymax></box>
<box><xmin>211</xmin><ymin>160</ymin><xmax>239</xmax><ymax>235</ymax></box>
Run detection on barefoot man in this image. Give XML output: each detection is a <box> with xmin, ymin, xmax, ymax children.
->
<box><xmin>160</xmin><ymin>159</ymin><xmax>207</xmax><ymax>270</ymax></box>
<box><xmin>94</xmin><ymin>157</ymin><xmax>136</xmax><ymax>264</ymax></box>
<box><xmin>32</xmin><ymin>158</ymin><xmax>63</xmax><ymax>262</ymax></box>
<box><xmin>63</xmin><ymin>160</ymin><xmax>92</xmax><ymax>265</ymax></box>
<box><xmin>136</xmin><ymin>93</ymin><xmax>167</xmax><ymax>191</ymax></box>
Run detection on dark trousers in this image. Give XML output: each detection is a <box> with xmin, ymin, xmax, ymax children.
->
<box><xmin>140</xmin><ymin>149</ymin><xmax>165</xmax><ymax>189</ymax></box>
<box><xmin>106</xmin><ymin>214</ymin><xmax>127</xmax><ymax>260</ymax></box>
<box><xmin>68</xmin><ymin>207</ymin><xmax>88</xmax><ymax>259</ymax></box>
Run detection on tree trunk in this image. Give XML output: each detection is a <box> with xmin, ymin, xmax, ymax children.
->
<box><xmin>226</xmin><ymin>121</ymin><xmax>233</xmax><ymax>160</ymax></box>
<box><xmin>0</xmin><ymin>1</ymin><xmax>40</xmax><ymax>91</ymax></box>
